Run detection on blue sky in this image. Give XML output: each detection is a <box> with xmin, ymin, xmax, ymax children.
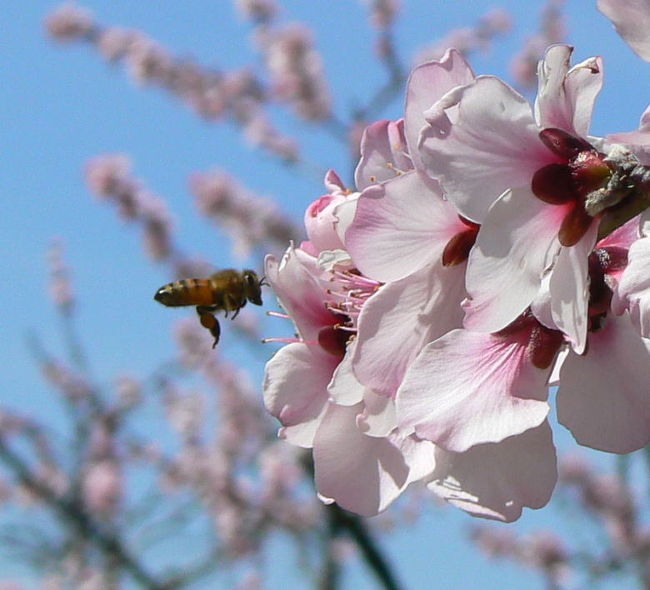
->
<box><xmin>2</xmin><ymin>1</ymin><xmax>649</xmax><ymax>588</ymax></box>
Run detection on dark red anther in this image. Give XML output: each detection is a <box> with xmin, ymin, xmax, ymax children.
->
<box><xmin>539</xmin><ymin>128</ymin><xmax>592</xmax><ymax>159</ymax></box>
<box><xmin>528</xmin><ymin>325</ymin><xmax>564</xmax><ymax>369</ymax></box>
<box><xmin>442</xmin><ymin>230</ymin><xmax>478</xmax><ymax>266</ymax></box>
<box><xmin>558</xmin><ymin>204</ymin><xmax>594</xmax><ymax>246</ymax></box>
<box><xmin>531</xmin><ymin>163</ymin><xmax>576</xmax><ymax>204</ymax></box>
<box><xmin>442</xmin><ymin>216</ymin><xmax>480</xmax><ymax>266</ymax></box>
<box><xmin>317</xmin><ymin>325</ymin><xmax>349</xmax><ymax>356</ymax></box>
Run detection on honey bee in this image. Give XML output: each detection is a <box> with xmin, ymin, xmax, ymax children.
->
<box><xmin>154</xmin><ymin>269</ymin><xmax>264</xmax><ymax>348</ymax></box>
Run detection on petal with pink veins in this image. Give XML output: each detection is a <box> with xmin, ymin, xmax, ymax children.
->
<box><xmin>354</xmin><ymin>119</ymin><xmax>412</xmax><ymax>190</ymax></box>
<box><xmin>314</xmin><ymin>402</ymin><xmax>436</xmax><ymax>516</ymax></box>
<box><xmin>396</xmin><ymin>328</ymin><xmax>551</xmax><ymax>453</ymax></box>
<box><xmin>345</xmin><ymin>171</ymin><xmax>462</xmax><ymax>282</ymax></box>
<box><xmin>352</xmin><ymin>259</ymin><xmax>466</xmax><ymax>397</ymax></box>
<box><xmin>264</xmin><ymin>343</ymin><xmax>337</xmax><ymax>448</ymax></box>
<box><xmin>428</xmin><ymin>421</ymin><xmax>557</xmax><ymax>522</ymax></box>
<box><xmin>557</xmin><ymin>313</ymin><xmax>650</xmax><ymax>453</ymax></box>
<box><xmin>404</xmin><ymin>48</ymin><xmax>474</xmax><ymax>169</ymax></box>
<box><xmin>419</xmin><ymin>76</ymin><xmax>554</xmax><ymax>223</ymax></box>
<box><xmin>463</xmin><ymin>187</ymin><xmax>566</xmax><ymax>333</ymax></box>
<box><xmin>265</xmin><ymin>248</ymin><xmax>337</xmax><ymax>344</ymax></box>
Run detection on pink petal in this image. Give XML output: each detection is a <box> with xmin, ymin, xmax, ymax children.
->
<box><xmin>264</xmin><ymin>343</ymin><xmax>336</xmax><ymax>448</ymax></box>
<box><xmin>464</xmin><ymin>187</ymin><xmax>566</xmax><ymax>333</ymax></box>
<box><xmin>535</xmin><ymin>45</ymin><xmax>603</xmax><ymax>138</ymax></box>
<box><xmin>614</xmin><ymin>236</ymin><xmax>650</xmax><ymax>336</ymax></box>
<box><xmin>352</xmin><ymin>259</ymin><xmax>466</xmax><ymax>397</ymax></box>
<box><xmin>324</xmin><ymin>169</ymin><xmax>347</xmax><ymax>193</ymax></box>
<box><xmin>332</xmin><ymin>194</ymin><xmax>360</xmax><ymax>245</ymax></box>
<box><xmin>265</xmin><ymin>248</ymin><xmax>337</xmax><ymax>344</ymax></box>
<box><xmin>395</xmin><ymin>328</ymin><xmax>551</xmax><ymax>453</ymax></box>
<box><xmin>598</xmin><ymin>216</ymin><xmax>640</xmax><ymax>250</ymax></box>
<box><xmin>357</xmin><ymin>391</ymin><xmax>397</xmax><ymax>437</ymax></box>
<box><xmin>607</xmin><ymin>108</ymin><xmax>650</xmax><ymax>165</ymax></box>
<box><xmin>313</xmin><ymin>403</ymin><xmax>436</xmax><ymax>515</ymax></box>
<box><xmin>557</xmin><ymin>313</ymin><xmax>650</xmax><ymax>453</ymax></box>
<box><xmin>404</xmin><ymin>49</ymin><xmax>474</xmax><ymax>169</ymax></box>
<box><xmin>419</xmin><ymin>76</ymin><xmax>553</xmax><ymax>223</ymax></box>
<box><xmin>598</xmin><ymin>0</ymin><xmax>650</xmax><ymax>61</ymax></box>
<box><xmin>327</xmin><ymin>346</ymin><xmax>365</xmax><ymax>406</ymax></box>
<box><xmin>429</xmin><ymin>421</ymin><xmax>557</xmax><ymax>522</ymax></box>
<box><xmin>345</xmin><ymin>170</ymin><xmax>462</xmax><ymax>282</ymax></box>
<box><xmin>304</xmin><ymin>193</ymin><xmax>347</xmax><ymax>252</ymax></box>
<box><xmin>549</xmin><ymin>221</ymin><xmax>598</xmax><ymax>354</ymax></box>
<box><xmin>354</xmin><ymin>119</ymin><xmax>412</xmax><ymax>190</ymax></box>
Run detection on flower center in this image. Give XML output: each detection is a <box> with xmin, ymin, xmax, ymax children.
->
<box><xmin>532</xmin><ymin>128</ymin><xmax>612</xmax><ymax>247</ymax></box>
<box><xmin>318</xmin><ymin>265</ymin><xmax>381</xmax><ymax>356</ymax></box>
<box><xmin>496</xmin><ymin>311</ymin><xmax>564</xmax><ymax>370</ymax></box>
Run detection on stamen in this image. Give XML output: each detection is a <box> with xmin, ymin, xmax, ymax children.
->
<box><xmin>266</xmin><ymin>310</ymin><xmax>290</xmax><ymax>319</ymax></box>
<box><xmin>262</xmin><ymin>336</ymin><xmax>316</xmax><ymax>345</ymax></box>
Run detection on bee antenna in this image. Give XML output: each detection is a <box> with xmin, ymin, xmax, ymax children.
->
<box><xmin>260</xmin><ymin>276</ymin><xmax>269</xmax><ymax>287</ymax></box>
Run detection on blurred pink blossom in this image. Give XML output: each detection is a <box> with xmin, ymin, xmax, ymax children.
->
<box><xmin>82</xmin><ymin>460</ymin><xmax>122</xmax><ymax>515</ymax></box>
<box><xmin>510</xmin><ymin>0</ymin><xmax>566</xmax><ymax>88</ymax></box>
<box><xmin>46</xmin><ymin>238</ymin><xmax>74</xmax><ymax>312</ymax></box>
<box><xmin>45</xmin><ymin>3</ymin><xmax>94</xmax><ymax>41</ymax></box>
<box><xmin>363</xmin><ymin>0</ymin><xmax>400</xmax><ymax>29</ymax></box>
<box><xmin>414</xmin><ymin>9</ymin><xmax>511</xmax><ymax>65</ymax></box>
<box><xmin>259</xmin><ymin>23</ymin><xmax>331</xmax><ymax>120</ymax></box>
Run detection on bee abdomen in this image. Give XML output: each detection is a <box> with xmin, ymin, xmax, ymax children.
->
<box><xmin>154</xmin><ymin>279</ymin><xmax>216</xmax><ymax>307</ymax></box>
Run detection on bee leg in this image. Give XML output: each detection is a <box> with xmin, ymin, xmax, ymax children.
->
<box><xmin>196</xmin><ymin>306</ymin><xmax>221</xmax><ymax>348</ymax></box>
<box><xmin>227</xmin><ymin>295</ymin><xmax>246</xmax><ymax>320</ymax></box>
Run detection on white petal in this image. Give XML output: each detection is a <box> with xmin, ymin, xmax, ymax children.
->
<box><xmin>549</xmin><ymin>222</ymin><xmax>598</xmax><ymax>354</ymax></box>
<box><xmin>327</xmin><ymin>344</ymin><xmax>365</xmax><ymax>406</ymax></box>
<box><xmin>598</xmin><ymin>0</ymin><xmax>650</xmax><ymax>61</ymax></box>
<box><xmin>557</xmin><ymin>313</ymin><xmax>650</xmax><ymax>453</ymax></box>
<box><xmin>264</xmin><ymin>343</ymin><xmax>336</xmax><ymax>448</ymax></box>
<box><xmin>615</xmin><ymin>235</ymin><xmax>650</xmax><ymax>337</ymax></box>
<box><xmin>464</xmin><ymin>187</ymin><xmax>564</xmax><ymax>333</ymax></box>
<box><xmin>357</xmin><ymin>391</ymin><xmax>397</xmax><ymax>437</ymax></box>
<box><xmin>535</xmin><ymin>45</ymin><xmax>603</xmax><ymax>138</ymax></box>
<box><xmin>353</xmin><ymin>259</ymin><xmax>466</xmax><ymax>397</ymax></box>
<box><xmin>429</xmin><ymin>421</ymin><xmax>557</xmax><ymax>522</ymax></box>
<box><xmin>345</xmin><ymin>171</ymin><xmax>461</xmax><ymax>282</ymax></box>
<box><xmin>313</xmin><ymin>403</ymin><xmax>435</xmax><ymax>515</ymax></box>
<box><xmin>420</xmin><ymin>76</ymin><xmax>552</xmax><ymax>223</ymax></box>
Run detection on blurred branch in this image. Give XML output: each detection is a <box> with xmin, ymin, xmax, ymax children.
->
<box><xmin>0</xmin><ymin>434</ymin><xmax>170</xmax><ymax>589</ymax></box>
<box><xmin>327</xmin><ymin>504</ymin><xmax>403</xmax><ymax>590</ymax></box>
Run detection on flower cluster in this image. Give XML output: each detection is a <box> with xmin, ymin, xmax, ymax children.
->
<box><xmin>264</xmin><ymin>45</ymin><xmax>650</xmax><ymax>522</ymax></box>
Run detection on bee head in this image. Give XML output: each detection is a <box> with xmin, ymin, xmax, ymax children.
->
<box><xmin>243</xmin><ymin>270</ymin><xmax>263</xmax><ymax>306</ymax></box>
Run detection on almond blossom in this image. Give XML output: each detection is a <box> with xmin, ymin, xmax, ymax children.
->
<box><xmin>419</xmin><ymin>44</ymin><xmax>607</xmax><ymax>352</ymax></box>
<box><xmin>264</xmin><ymin>50</ymin><xmax>565</xmax><ymax>521</ymax></box>
<box><xmin>263</xmin><ymin>176</ymin><xmax>437</xmax><ymax>516</ymax></box>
